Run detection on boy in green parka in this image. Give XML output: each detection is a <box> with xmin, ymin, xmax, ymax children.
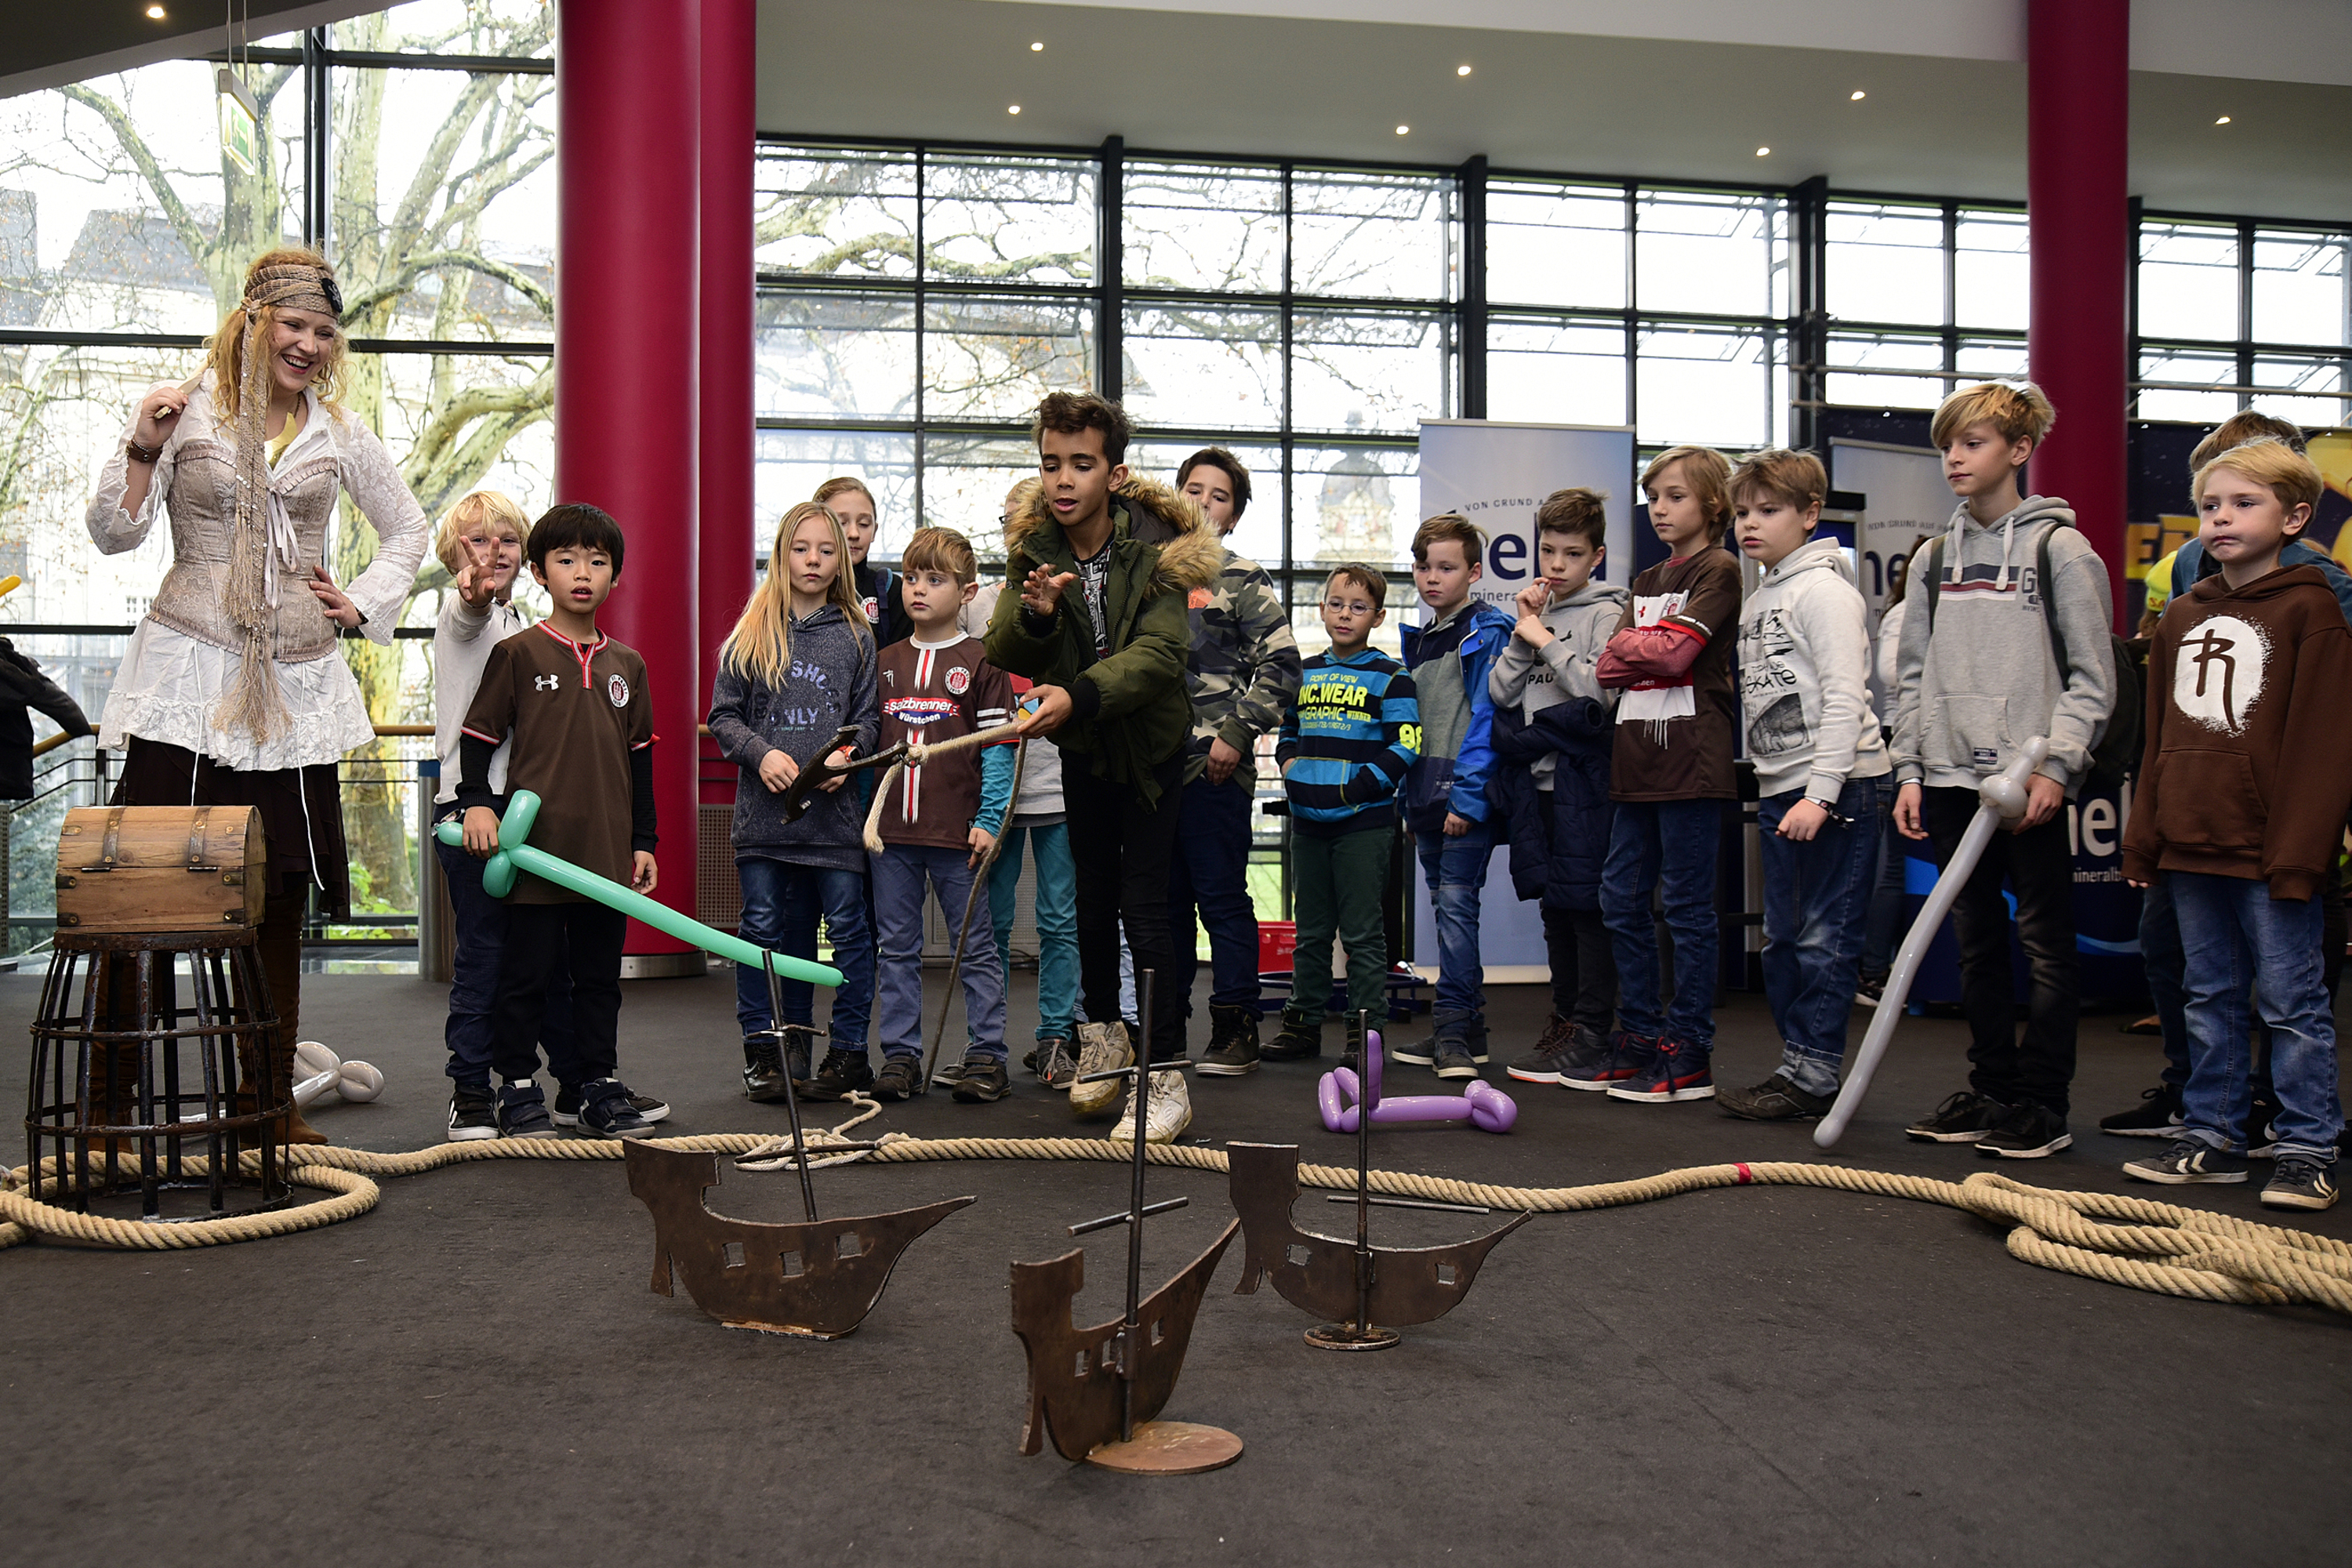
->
<box><xmin>986</xmin><ymin>390</ymin><xmax>1222</xmax><ymax>1144</ymax></box>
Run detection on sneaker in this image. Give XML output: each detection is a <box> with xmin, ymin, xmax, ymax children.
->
<box><xmin>1395</xmin><ymin>1029</ymin><xmax>1490</xmax><ymax>1067</ymax></box>
<box><xmin>872</xmin><ymin>1055</ymin><xmax>924</xmax><ymax>1101</ymax></box>
<box><xmin>932</xmin><ymin>1055</ymin><xmax>970</xmax><ymax>1090</ymax></box>
<box><xmin>495</xmin><ymin>1080</ymin><xmax>558</xmax><ymax>1140</ymax></box>
<box><xmin>1069</xmin><ymin>1021</ymin><xmax>1134</xmax><ymax>1117</ymax></box>
<box><xmin>2246</xmin><ymin>1091</ymin><xmax>2283</xmax><ymax>1158</ymax></box>
<box><xmin>740</xmin><ymin>1034</ymin><xmax>790</xmax><ymax>1103</ymax></box>
<box><xmin>1854</xmin><ymin>974</ymin><xmax>1886</xmax><ymax>1009</ymax></box>
<box><xmin>1198</xmin><ymin>1004</ymin><xmax>1262</xmax><ymax>1076</ymax></box>
<box><xmin>1606</xmin><ymin>1039</ymin><xmax>1714</xmax><ymax>1103</ymax></box>
<box><xmin>1906</xmin><ymin>1091</ymin><xmax>2009</xmax><ymax>1143</ymax></box>
<box><xmin>553</xmin><ymin>1086</ymin><xmax>671</xmax><ymax>1126</ymax></box>
<box><xmin>795</xmin><ymin>1047</ymin><xmax>876</xmax><ymax>1102</ymax></box>
<box><xmin>1109</xmin><ymin>1069</ymin><xmax>1192</xmax><ymax>1145</ymax></box>
<box><xmin>1976</xmin><ymin>1102</ymin><xmax>2073</xmax><ymax>1159</ymax></box>
<box><xmin>1563</xmin><ymin>1029</ymin><xmax>1655</xmax><ymax>1092</ymax></box>
<box><xmin>2261</xmin><ymin>1155</ymin><xmax>2339</xmax><ymax>1211</ymax></box>
<box><xmin>2098</xmin><ymin>1083</ymin><xmax>2185</xmax><ymax>1139</ymax></box>
<box><xmin>447</xmin><ymin>1083</ymin><xmax>499</xmax><ymax>1142</ymax></box>
<box><xmin>1505</xmin><ymin>1014</ymin><xmax>1577</xmax><ymax>1083</ymax></box>
<box><xmin>575</xmin><ymin>1079</ymin><xmax>655</xmax><ymax>1140</ymax></box>
<box><xmin>1261</xmin><ymin>1014</ymin><xmax>1323</xmax><ymax>1062</ymax></box>
<box><xmin>950</xmin><ymin>1053</ymin><xmax>1011</xmax><ymax>1103</ymax></box>
<box><xmin>1718</xmin><ymin>1073</ymin><xmax>1833</xmax><ymax>1122</ymax></box>
<box><xmin>2122</xmin><ymin>1138</ymin><xmax>2248</xmax><ymax>1185</ymax></box>
<box><xmin>1433</xmin><ymin>1039</ymin><xmax>1480</xmax><ymax>1081</ymax></box>
<box><xmin>1034</xmin><ymin>1036</ymin><xmax>1077</xmax><ymax>1090</ymax></box>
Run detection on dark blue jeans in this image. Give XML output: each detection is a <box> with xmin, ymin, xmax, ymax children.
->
<box><xmin>735</xmin><ymin>856</ymin><xmax>874</xmax><ymax>1047</ymax></box>
<box><xmin>1759</xmin><ymin>777</ymin><xmax>1883</xmax><ymax>1096</ymax></box>
<box><xmin>1414</xmin><ymin>814</ymin><xmax>1496</xmax><ymax>1035</ymax></box>
<box><xmin>2170</xmin><ymin>871</ymin><xmax>2343</xmax><ymax>1161</ymax></box>
<box><xmin>437</xmin><ymin>829</ymin><xmax>582</xmax><ymax>1091</ymax></box>
<box><xmin>1601</xmin><ymin>798</ymin><xmax>1723</xmax><ymax>1052</ymax></box>
<box><xmin>1167</xmin><ymin>775</ymin><xmax>1260</xmax><ymax>1013</ymax></box>
<box><xmin>1860</xmin><ymin>806</ymin><xmax>1909</xmax><ymax>978</ymax></box>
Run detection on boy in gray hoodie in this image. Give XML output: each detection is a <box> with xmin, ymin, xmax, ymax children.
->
<box><xmin>1890</xmin><ymin>381</ymin><xmax>2116</xmax><ymax>1159</ymax></box>
<box><xmin>1721</xmin><ymin>451</ymin><xmax>1890</xmax><ymax>1119</ymax></box>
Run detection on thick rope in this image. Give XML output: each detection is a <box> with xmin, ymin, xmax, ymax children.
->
<box><xmin>6</xmin><ymin>1125</ymin><xmax>2349</xmax><ymax>1317</ymax></box>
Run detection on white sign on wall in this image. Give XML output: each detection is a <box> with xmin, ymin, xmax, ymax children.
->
<box><xmin>1408</xmin><ymin>419</ymin><xmax>1638</xmax><ymax>983</ymax></box>
<box><xmin>1829</xmin><ymin>438</ymin><xmax>1955</xmax><ymax>625</ymax></box>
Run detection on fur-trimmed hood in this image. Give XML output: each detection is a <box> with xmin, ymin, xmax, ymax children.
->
<box><xmin>1002</xmin><ymin>474</ymin><xmax>1223</xmax><ymax>596</ymax></box>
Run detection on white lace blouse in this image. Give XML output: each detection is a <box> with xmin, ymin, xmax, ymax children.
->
<box><xmin>86</xmin><ymin>377</ymin><xmax>430</xmax><ymax>773</ymax></box>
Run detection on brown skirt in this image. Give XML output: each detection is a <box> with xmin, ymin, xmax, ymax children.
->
<box><xmin>113</xmin><ymin>735</ymin><xmax>351</xmax><ymax>920</ymax></box>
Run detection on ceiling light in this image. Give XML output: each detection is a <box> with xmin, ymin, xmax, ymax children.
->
<box><xmin>1755</xmin><ymin>146</ymin><xmax>1770</xmax><ymax>157</ymax></box>
<box><xmin>1457</xmin><ymin>64</ymin><xmax>1472</xmax><ymax>76</ymax></box>
<box><xmin>1007</xmin><ymin>104</ymin><xmax>1022</xmax><ymax>114</ymax></box>
<box><xmin>2215</xmin><ymin>114</ymin><xmax>2231</xmax><ymax>125</ymax></box>
<box><xmin>1396</xmin><ymin>125</ymin><xmax>1410</xmax><ymax>136</ymax></box>
<box><xmin>1030</xmin><ymin>41</ymin><xmax>1044</xmax><ymax>52</ymax></box>
<box><xmin>1850</xmin><ymin>89</ymin><xmax>1866</xmax><ymax>100</ymax></box>
<box><xmin>145</xmin><ymin>3</ymin><xmax>166</xmax><ymax>14</ymax></box>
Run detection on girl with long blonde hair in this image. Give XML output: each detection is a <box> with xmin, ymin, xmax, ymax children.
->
<box><xmin>707</xmin><ymin>500</ymin><xmax>880</xmax><ymax>1097</ymax></box>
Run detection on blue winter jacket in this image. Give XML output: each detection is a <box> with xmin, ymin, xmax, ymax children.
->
<box><xmin>1489</xmin><ymin>694</ymin><xmax>1614</xmax><ymax>912</ymax></box>
<box><xmin>1398</xmin><ymin>599</ymin><xmax>1515</xmax><ymax>833</ymax></box>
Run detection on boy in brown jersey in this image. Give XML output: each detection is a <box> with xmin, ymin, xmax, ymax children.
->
<box><xmin>459</xmin><ymin>503</ymin><xmax>659</xmax><ymax>1141</ymax></box>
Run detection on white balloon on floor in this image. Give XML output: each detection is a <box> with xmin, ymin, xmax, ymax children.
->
<box><xmin>292</xmin><ymin>1040</ymin><xmax>387</xmax><ymax>1109</ymax></box>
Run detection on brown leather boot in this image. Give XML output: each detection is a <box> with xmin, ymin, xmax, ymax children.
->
<box><xmin>235</xmin><ymin>1038</ymin><xmax>327</xmax><ymax>1146</ymax></box>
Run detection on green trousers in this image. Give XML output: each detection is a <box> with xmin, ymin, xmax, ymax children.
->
<box><xmin>1289</xmin><ymin>825</ymin><xmax>1389</xmax><ymax>1028</ymax></box>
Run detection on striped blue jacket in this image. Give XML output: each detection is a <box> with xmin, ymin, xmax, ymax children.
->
<box><xmin>1276</xmin><ymin>648</ymin><xmax>1421</xmax><ymax>835</ymax></box>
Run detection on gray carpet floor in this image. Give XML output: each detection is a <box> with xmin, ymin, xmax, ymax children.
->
<box><xmin>5</xmin><ymin>964</ymin><xmax>2348</xmax><ymax>1566</ymax></box>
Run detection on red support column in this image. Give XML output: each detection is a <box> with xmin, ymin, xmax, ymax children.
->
<box><xmin>2026</xmin><ymin>0</ymin><xmax>2132</xmax><ymax>629</ymax></box>
<box><xmin>699</xmin><ymin>0</ymin><xmax>757</xmax><ymax>823</ymax></box>
<box><xmin>557</xmin><ymin>0</ymin><xmax>700</xmax><ymax>970</ymax></box>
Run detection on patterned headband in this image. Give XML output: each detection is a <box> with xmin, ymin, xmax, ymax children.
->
<box><xmin>244</xmin><ymin>260</ymin><xmax>343</xmax><ymax>321</ymax></box>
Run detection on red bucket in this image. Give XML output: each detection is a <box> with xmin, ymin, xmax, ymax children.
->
<box><xmin>1258</xmin><ymin>920</ymin><xmax>1298</xmax><ymax>975</ymax></box>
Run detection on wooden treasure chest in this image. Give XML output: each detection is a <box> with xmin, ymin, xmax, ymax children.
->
<box><xmin>54</xmin><ymin>805</ymin><xmax>267</xmax><ymax>933</ymax></box>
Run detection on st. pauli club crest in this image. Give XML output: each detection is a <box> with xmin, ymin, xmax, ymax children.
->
<box><xmin>607</xmin><ymin>673</ymin><xmax>630</xmax><ymax>708</ymax></box>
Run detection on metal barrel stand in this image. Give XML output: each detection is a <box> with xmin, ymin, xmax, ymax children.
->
<box><xmin>23</xmin><ymin>929</ymin><xmax>292</xmax><ymax>1223</ymax></box>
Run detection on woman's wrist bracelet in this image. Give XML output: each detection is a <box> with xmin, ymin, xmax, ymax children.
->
<box><xmin>125</xmin><ymin>437</ymin><xmax>163</xmax><ymax>465</ymax></box>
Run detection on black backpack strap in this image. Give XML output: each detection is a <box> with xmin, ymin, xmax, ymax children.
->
<box><xmin>1923</xmin><ymin>537</ymin><xmax>1946</xmax><ymax>635</ymax></box>
<box><xmin>2037</xmin><ymin>522</ymin><xmax>2074</xmax><ymax>684</ymax></box>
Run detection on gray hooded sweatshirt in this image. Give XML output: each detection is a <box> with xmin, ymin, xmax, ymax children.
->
<box><xmin>1889</xmin><ymin>495</ymin><xmax>2115</xmax><ymax>794</ymax></box>
<box><xmin>1736</xmin><ymin>536</ymin><xmax>1890</xmax><ymax>800</ymax></box>
<box><xmin>1488</xmin><ymin>579</ymin><xmax>1628</xmax><ymax>786</ymax></box>
<box><xmin>706</xmin><ymin>604</ymin><xmax>879</xmax><ymax>871</ymax></box>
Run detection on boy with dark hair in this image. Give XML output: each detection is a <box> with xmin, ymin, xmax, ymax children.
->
<box><xmin>458</xmin><ymin>503</ymin><xmax>659</xmax><ymax>1141</ymax></box>
<box><xmin>1588</xmin><ymin>446</ymin><xmax>1742</xmax><ymax>1103</ymax></box>
<box><xmin>1892</xmin><ymin>380</ymin><xmax>2114</xmax><ymax>1160</ymax></box>
<box><xmin>1489</xmin><ymin>489</ymin><xmax>1626</xmax><ymax>1084</ymax></box>
<box><xmin>1272</xmin><ymin>565</ymin><xmax>1420</xmax><ymax>1062</ymax></box>
<box><xmin>869</xmin><ymin>526</ymin><xmax>1018</xmax><ymax>1102</ymax></box>
<box><xmin>986</xmin><ymin>390</ymin><xmax>1222</xmax><ymax>1143</ymax></box>
<box><xmin>1169</xmin><ymin>446</ymin><xmax>1301</xmax><ymax>1076</ymax></box>
<box><xmin>2122</xmin><ymin>439</ymin><xmax>2352</xmax><ymax>1210</ymax></box>
<box><xmin>1719</xmin><ymin>450</ymin><xmax>1890</xmax><ymax>1119</ymax></box>
<box><xmin>1395</xmin><ymin>514</ymin><xmax>1516</xmax><ymax>1080</ymax></box>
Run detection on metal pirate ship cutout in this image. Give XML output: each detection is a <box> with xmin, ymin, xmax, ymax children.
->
<box><xmin>1009</xmin><ymin>971</ymin><xmax>1243</xmax><ymax>1474</ymax></box>
<box><xmin>1229</xmin><ymin>1013</ymin><xmax>1534</xmax><ymax>1350</ymax></box>
<box><xmin>623</xmin><ymin>953</ymin><xmax>973</xmax><ymax>1339</ymax></box>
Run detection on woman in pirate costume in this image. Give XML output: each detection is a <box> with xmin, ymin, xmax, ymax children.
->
<box><xmin>87</xmin><ymin>248</ymin><xmax>430</xmax><ymax>1143</ymax></box>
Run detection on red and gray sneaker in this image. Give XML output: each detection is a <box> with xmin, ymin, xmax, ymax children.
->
<box><xmin>1604</xmin><ymin>1038</ymin><xmax>1715</xmax><ymax>1103</ymax></box>
<box><xmin>1560</xmin><ymin>1029</ymin><xmax>1655</xmax><ymax>1092</ymax></box>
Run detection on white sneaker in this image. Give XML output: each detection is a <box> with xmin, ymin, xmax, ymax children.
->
<box><xmin>1068</xmin><ymin>1021</ymin><xmax>1133</xmax><ymax>1117</ymax></box>
<box><xmin>1109</xmin><ymin>1070</ymin><xmax>1191</xmax><ymax>1145</ymax></box>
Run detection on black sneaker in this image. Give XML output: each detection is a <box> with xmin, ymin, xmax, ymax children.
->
<box><xmin>1718</xmin><ymin>1073</ymin><xmax>1832</xmax><ymax>1121</ymax></box>
<box><xmin>1605</xmin><ymin>1038</ymin><xmax>1714</xmax><ymax>1103</ymax></box>
<box><xmin>1976</xmin><ymin>1102</ymin><xmax>2072</xmax><ymax>1159</ymax></box>
<box><xmin>1433</xmin><ymin>1039</ymin><xmax>1480</xmax><ymax>1081</ymax></box>
<box><xmin>1561</xmin><ymin>1029</ymin><xmax>1653</xmax><ymax>1091</ymax></box>
<box><xmin>1906</xmin><ymin>1091</ymin><xmax>2009</xmax><ymax>1143</ymax></box>
<box><xmin>2261</xmin><ymin>1155</ymin><xmax>2340</xmax><ymax>1211</ymax></box>
<box><xmin>1261</xmin><ymin>1014</ymin><xmax>1323</xmax><ymax>1062</ymax></box>
<box><xmin>448</xmin><ymin>1083</ymin><xmax>499</xmax><ymax>1142</ymax></box>
<box><xmin>741</xmin><ymin>1033</ymin><xmax>790</xmax><ymax>1102</ymax></box>
<box><xmin>1854</xmin><ymin>973</ymin><xmax>1886</xmax><ymax>1009</ymax></box>
<box><xmin>1034</xmin><ymin>1036</ymin><xmax>1077</xmax><ymax>1089</ymax></box>
<box><xmin>1505</xmin><ymin>1014</ymin><xmax>1577</xmax><ymax>1083</ymax></box>
<box><xmin>2122</xmin><ymin>1138</ymin><xmax>2248</xmax><ymax>1185</ymax></box>
<box><xmin>2246</xmin><ymin>1091</ymin><xmax>2283</xmax><ymax>1158</ymax></box>
<box><xmin>495</xmin><ymin>1080</ymin><xmax>558</xmax><ymax>1140</ymax></box>
<box><xmin>951</xmin><ymin>1053</ymin><xmax>1011</xmax><ymax>1103</ymax></box>
<box><xmin>2098</xmin><ymin>1083</ymin><xmax>2185</xmax><ymax>1139</ymax></box>
<box><xmin>873</xmin><ymin>1055</ymin><xmax>924</xmax><ymax>1101</ymax></box>
<box><xmin>575</xmin><ymin>1078</ymin><xmax>655</xmax><ymax>1140</ymax></box>
<box><xmin>554</xmin><ymin>1086</ymin><xmax>671</xmax><ymax>1126</ymax></box>
<box><xmin>796</xmin><ymin>1047</ymin><xmax>876</xmax><ymax>1101</ymax></box>
<box><xmin>1198</xmin><ymin>1003</ymin><xmax>1262</xmax><ymax>1076</ymax></box>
